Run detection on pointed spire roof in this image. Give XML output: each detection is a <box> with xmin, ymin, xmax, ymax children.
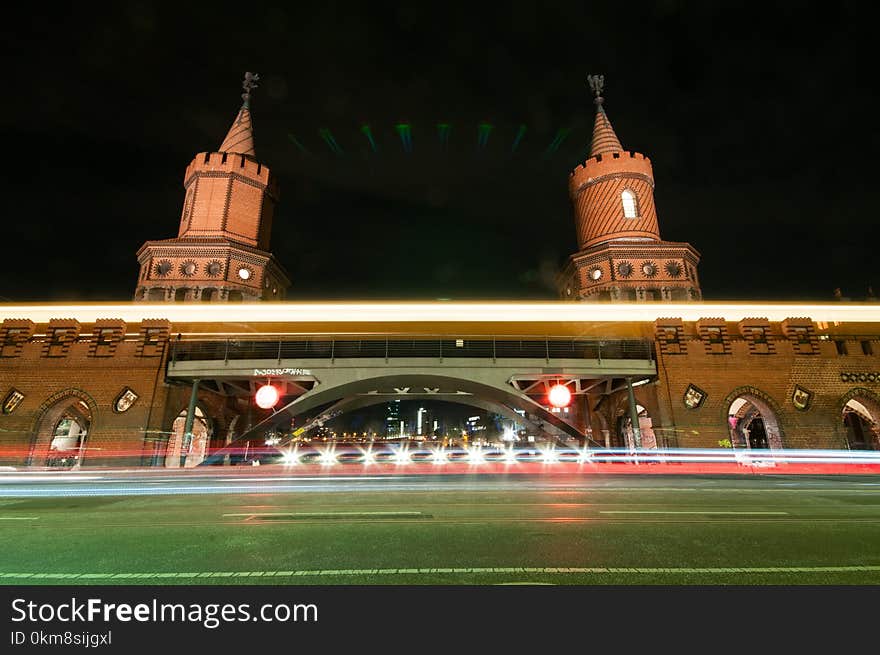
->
<box><xmin>587</xmin><ymin>74</ymin><xmax>623</xmax><ymax>156</ymax></box>
<box><xmin>219</xmin><ymin>106</ymin><xmax>255</xmax><ymax>156</ymax></box>
<box><xmin>218</xmin><ymin>72</ymin><xmax>259</xmax><ymax>157</ymax></box>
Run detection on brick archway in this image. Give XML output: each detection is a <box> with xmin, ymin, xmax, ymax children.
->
<box><xmin>838</xmin><ymin>388</ymin><xmax>880</xmax><ymax>450</ymax></box>
<box><xmin>28</xmin><ymin>389</ymin><xmax>98</xmax><ymax>467</ymax></box>
<box><xmin>164</xmin><ymin>402</ymin><xmax>215</xmax><ymax>468</ymax></box>
<box><xmin>721</xmin><ymin>386</ymin><xmax>785</xmax><ymax>450</ymax></box>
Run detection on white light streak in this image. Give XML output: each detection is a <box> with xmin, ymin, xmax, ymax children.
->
<box><xmin>1</xmin><ymin>301</ymin><xmax>879</xmax><ymax>325</ymax></box>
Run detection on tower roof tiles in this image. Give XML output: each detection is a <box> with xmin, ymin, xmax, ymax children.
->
<box><xmin>589</xmin><ymin>104</ymin><xmax>623</xmax><ymax>156</ymax></box>
<box><xmin>219</xmin><ymin>106</ymin><xmax>256</xmax><ymax>157</ymax></box>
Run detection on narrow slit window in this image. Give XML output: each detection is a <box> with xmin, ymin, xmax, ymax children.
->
<box><xmin>621</xmin><ymin>189</ymin><xmax>638</xmax><ymax>218</ymax></box>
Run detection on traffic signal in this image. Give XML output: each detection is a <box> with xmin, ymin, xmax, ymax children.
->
<box><xmin>255</xmin><ymin>383</ymin><xmax>279</xmax><ymax>409</ymax></box>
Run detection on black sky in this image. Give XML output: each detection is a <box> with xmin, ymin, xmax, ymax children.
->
<box><xmin>2</xmin><ymin>2</ymin><xmax>876</xmax><ymax>302</ymax></box>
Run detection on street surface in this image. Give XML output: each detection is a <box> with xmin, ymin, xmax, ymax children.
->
<box><xmin>1</xmin><ymin>468</ymin><xmax>879</xmax><ymax>584</ymax></box>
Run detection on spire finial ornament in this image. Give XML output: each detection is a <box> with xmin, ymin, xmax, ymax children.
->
<box><xmin>587</xmin><ymin>73</ymin><xmax>605</xmax><ymax>107</ymax></box>
<box><xmin>241</xmin><ymin>71</ymin><xmax>260</xmax><ymax>109</ymax></box>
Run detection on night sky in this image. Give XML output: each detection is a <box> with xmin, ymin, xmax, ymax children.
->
<box><xmin>3</xmin><ymin>3</ymin><xmax>876</xmax><ymax>302</ymax></box>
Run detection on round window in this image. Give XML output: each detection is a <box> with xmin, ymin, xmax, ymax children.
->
<box><xmin>589</xmin><ymin>268</ymin><xmax>602</xmax><ymax>281</ymax></box>
<box><xmin>238</xmin><ymin>267</ymin><xmax>252</xmax><ymax>281</ymax></box>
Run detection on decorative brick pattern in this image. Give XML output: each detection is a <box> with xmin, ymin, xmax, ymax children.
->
<box><xmin>136</xmin><ymin>320</ymin><xmax>170</xmax><ymax>357</ymax></box>
<box><xmin>781</xmin><ymin>318</ymin><xmax>819</xmax><ymax>355</ymax></box>
<box><xmin>738</xmin><ymin>317</ymin><xmax>776</xmax><ymax>354</ymax></box>
<box><xmin>695</xmin><ymin>318</ymin><xmax>731</xmax><ymax>355</ymax></box>
<box><xmin>0</xmin><ymin>319</ymin><xmax>35</xmax><ymax>358</ymax></box>
<box><xmin>655</xmin><ymin>318</ymin><xmax>686</xmax><ymax>355</ymax></box>
<box><xmin>42</xmin><ymin>319</ymin><xmax>81</xmax><ymax>358</ymax></box>
<box><xmin>88</xmin><ymin>319</ymin><xmax>127</xmax><ymax>358</ymax></box>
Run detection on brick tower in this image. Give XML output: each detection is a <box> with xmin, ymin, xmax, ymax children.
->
<box><xmin>135</xmin><ymin>72</ymin><xmax>290</xmax><ymax>302</ymax></box>
<box><xmin>558</xmin><ymin>75</ymin><xmax>701</xmax><ymax>302</ymax></box>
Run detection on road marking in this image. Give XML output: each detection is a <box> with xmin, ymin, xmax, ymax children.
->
<box><xmin>223</xmin><ymin>511</ymin><xmax>425</xmax><ymax>518</ymax></box>
<box><xmin>0</xmin><ymin>516</ymin><xmax>39</xmax><ymax>520</ymax></box>
<box><xmin>599</xmin><ymin>511</ymin><xmax>789</xmax><ymax>515</ymax></box>
<box><xmin>214</xmin><ymin>477</ymin><xmax>404</xmax><ymax>483</ymax></box>
<box><xmin>2</xmin><ymin>565</ymin><xmax>879</xmax><ymax>580</ymax></box>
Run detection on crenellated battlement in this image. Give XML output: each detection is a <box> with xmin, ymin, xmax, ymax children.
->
<box><xmin>184</xmin><ymin>152</ymin><xmax>274</xmax><ymax>188</ymax></box>
<box><xmin>569</xmin><ymin>150</ymin><xmax>653</xmax><ymax>192</ymax></box>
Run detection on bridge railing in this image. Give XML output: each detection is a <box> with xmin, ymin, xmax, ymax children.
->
<box><xmin>170</xmin><ymin>336</ymin><xmax>655</xmax><ymax>364</ymax></box>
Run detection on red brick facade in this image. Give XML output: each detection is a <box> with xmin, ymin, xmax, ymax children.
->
<box><xmin>559</xmin><ymin>87</ymin><xmax>702</xmax><ymax>302</ymax></box>
<box><xmin>135</xmin><ymin>94</ymin><xmax>289</xmax><ymax>303</ymax></box>
<box><xmin>1</xmin><ymin>77</ymin><xmax>877</xmax><ymax>467</ymax></box>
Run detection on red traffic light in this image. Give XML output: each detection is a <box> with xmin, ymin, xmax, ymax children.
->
<box><xmin>255</xmin><ymin>384</ymin><xmax>280</xmax><ymax>409</ymax></box>
<box><xmin>548</xmin><ymin>383</ymin><xmax>572</xmax><ymax>408</ymax></box>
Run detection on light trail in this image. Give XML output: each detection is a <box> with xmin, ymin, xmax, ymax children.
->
<box><xmin>3</xmin><ymin>301</ymin><xmax>878</xmax><ymax>325</ymax></box>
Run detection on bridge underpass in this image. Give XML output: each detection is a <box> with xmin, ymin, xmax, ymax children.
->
<box><xmin>164</xmin><ymin>335</ymin><xmax>656</xmax><ymax>463</ymax></box>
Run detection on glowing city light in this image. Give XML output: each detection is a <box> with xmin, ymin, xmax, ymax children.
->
<box><xmin>548</xmin><ymin>383</ymin><xmax>572</xmax><ymax>408</ymax></box>
<box><xmin>468</xmin><ymin>448</ymin><xmax>485</xmax><ymax>465</ymax></box>
<box><xmin>255</xmin><ymin>384</ymin><xmax>279</xmax><ymax>409</ymax></box>
<box><xmin>281</xmin><ymin>447</ymin><xmax>299</xmax><ymax>466</ymax></box>
<box><xmin>432</xmin><ymin>449</ymin><xmax>447</xmax><ymax>464</ymax></box>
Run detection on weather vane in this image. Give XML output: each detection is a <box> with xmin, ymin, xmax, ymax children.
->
<box><xmin>241</xmin><ymin>71</ymin><xmax>260</xmax><ymax>108</ymax></box>
<box><xmin>587</xmin><ymin>73</ymin><xmax>605</xmax><ymax>106</ymax></box>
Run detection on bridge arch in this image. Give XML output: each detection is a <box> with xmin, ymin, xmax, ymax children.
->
<box><xmin>263</xmin><ymin>373</ymin><xmax>586</xmax><ymax>441</ymax></box>
<box><xmin>202</xmin><ymin>372</ymin><xmax>598</xmax><ymax>464</ymax></box>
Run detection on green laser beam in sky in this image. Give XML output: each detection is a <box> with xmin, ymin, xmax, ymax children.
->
<box><xmin>287</xmin><ymin>133</ymin><xmax>309</xmax><ymax>154</ymax></box>
<box><xmin>360</xmin><ymin>125</ymin><xmax>377</xmax><ymax>152</ymax></box>
<box><xmin>511</xmin><ymin>125</ymin><xmax>527</xmax><ymax>153</ymax></box>
<box><xmin>437</xmin><ymin>123</ymin><xmax>450</xmax><ymax>148</ymax></box>
<box><xmin>543</xmin><ymin>128</ymin><xmax>571</xmax><ymax>156</ymax></box>
<box><xmin>395</xmin><ymin>124</ymin><xmax>413</xmax><ymax>153</ymax></box>
<box><xmin>477</xmin><ymin>122</ymin><xmax>493</xmax><ymax>149</ymax></box>
<box><xmin>318</xmin><ymin>128</ymin><xmax>343</xmax><ymax>155</ymax></box>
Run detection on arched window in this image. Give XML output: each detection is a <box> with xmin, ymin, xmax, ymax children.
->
<box><xmin>621</xmin><ymin>189</ymin><xmax>638</xmax><ymax>218</ymax></box>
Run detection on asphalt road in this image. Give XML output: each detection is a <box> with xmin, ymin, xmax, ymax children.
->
<box><xmin>1</xmin><ymin>469</ymin><xmax>879</xmax><ymax>584</ymax></box>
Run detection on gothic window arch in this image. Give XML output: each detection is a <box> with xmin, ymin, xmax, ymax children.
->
<box><xmin>621</xmin><ymin>189</ymin><xmax>639</xmax><ymax>218</ymax></box>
